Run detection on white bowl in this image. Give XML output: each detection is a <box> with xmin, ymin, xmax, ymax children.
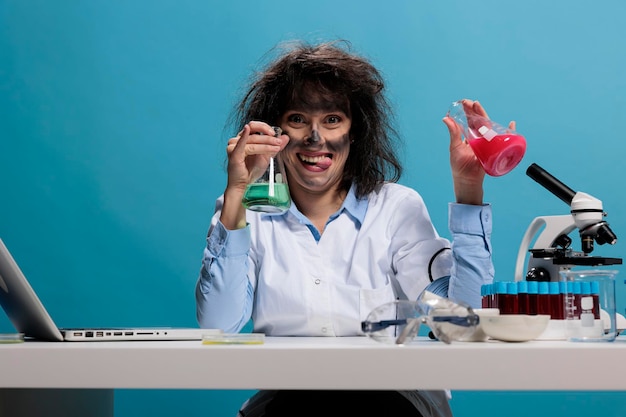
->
<box><xmin>458</xmin><ymin>308</ymin><xmax>500</xmax><ymax>342</ymax></box>
<box><xmin>481</xmin><ymin>314</ymin><xmax>550</xmax><ymax>342</ymax></box>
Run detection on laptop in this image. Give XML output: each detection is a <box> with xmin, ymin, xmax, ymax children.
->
<box><xmin>0</xmin><ymin>238</ymin><xmax>220</xmax><ymax>342</ymax></box>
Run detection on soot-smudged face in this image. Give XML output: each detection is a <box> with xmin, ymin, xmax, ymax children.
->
<box><xmin>278</xmin><ymin>102</ymin><xmax>352</xmax><ymax>196</ymax></box>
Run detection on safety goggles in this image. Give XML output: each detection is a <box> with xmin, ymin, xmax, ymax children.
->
<box><xmin>361</xmin><ymin>292</ymin><xmax>479</xmax><ymax>345</ymax></box>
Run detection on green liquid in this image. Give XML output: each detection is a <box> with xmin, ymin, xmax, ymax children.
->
<box><xmin>242</xmin><ymin>183</ymin><xmax>291</xmax><ymax>213</ymax></box>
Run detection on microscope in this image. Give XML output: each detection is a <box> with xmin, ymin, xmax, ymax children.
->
<box><xmin>514</xmin><ymin>163</ymin><xmax>622</xmax><ymax>282</ymax></box>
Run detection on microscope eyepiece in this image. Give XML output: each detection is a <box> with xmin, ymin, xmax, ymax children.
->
<box><xmin>526</xmin><ymin>163</ymin><xmax>576</xmax><ymax>205</ymax></box>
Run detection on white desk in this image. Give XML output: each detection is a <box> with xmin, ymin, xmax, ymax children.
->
<box><xmin>1</xmin><ymin>336</ymin><xmax>626</xmax><ymax>416</ymax></box>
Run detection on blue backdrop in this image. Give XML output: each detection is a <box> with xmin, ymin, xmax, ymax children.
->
<box><xmin>2</xmin><ymin>0</ymin><xmax>625</xmax><ymax>416</ymax></box>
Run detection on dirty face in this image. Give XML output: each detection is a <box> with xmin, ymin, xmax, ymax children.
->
<box><xmin>279</xmin><ymin>104</ymin><xmax>352</xmax><ymax>196</ymax></box>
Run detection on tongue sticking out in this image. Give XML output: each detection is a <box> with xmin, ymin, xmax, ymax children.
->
<box><xmin>314</xmin><ymin>157</ymin><xmax>332</xmax><ymax>169</ymax></box>
<box><xmin>301</xmin><ymin>155</ymin><xmax>333</xmax><ymax>170</ymax></box>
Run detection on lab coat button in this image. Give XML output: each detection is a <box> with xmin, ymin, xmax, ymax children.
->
<box><xmin>315</xmin><ymin>279</ymin><xmax>321</xmax><ymax>285</ymax></box>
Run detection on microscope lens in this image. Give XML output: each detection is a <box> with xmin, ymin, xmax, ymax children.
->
<box><xmin>596</xmin><ymin>224</ymin><xmax>617</xmax><ymax>245</ymax></box>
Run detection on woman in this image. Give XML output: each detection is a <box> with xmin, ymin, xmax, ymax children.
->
<box><xmin>196</xmin><ymin>40</ymin><xmax>513</xmax><ymax>416</ymax></box>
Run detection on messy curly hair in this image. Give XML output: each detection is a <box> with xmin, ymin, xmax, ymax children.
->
<box><xmin>228</xmin><ymin>40</ymin><xmax>403</xmax><ymax>198</ymax></box>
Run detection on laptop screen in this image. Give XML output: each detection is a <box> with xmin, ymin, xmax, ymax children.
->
<box><xmin>0</xmin><ymin>238</ymin><xmax>64</xmax><ymax>341</ymax></box>
<box><xmin>0</xmin><ymin>238</ymin><xmax>218</xmax><ymax>342</ymax></box>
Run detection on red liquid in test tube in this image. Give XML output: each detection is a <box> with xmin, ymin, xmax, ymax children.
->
<box><xmin>527</xmin><ymin>281</ymin><xmax>538</xmax><ymax>315</ymax></box>
<box><xmin>564</xmin><ymin>281</ymin><xmax>576</xmax><ymax>319</ymax></box>
<box><xmin>505</xmin><ymin>282</ymin><xmax>519</xmax><ymax>314</ymax></box>
<box><xmin>537</xmin><ymin>282</ymin><xmax>551</xmax><ymax>316</ymax></box>
<box><xmin>481</xmin><ymin>284</ymin><xmax>491</xmax><ymax>308</ymax></box>
<box><xmin>494</xmin><ymin>282</ymin><xmax>507</xmax><ymax>312</ymax></box>
<box><xmin>548</xmin><ymin>282</ymin><xmax>564</xmax><ymax>320</ymax></box>
<box><xmin>591</xmin><ymin>281</ymin><xmax>601</xmax><ymax>319</ymax></box>
<box><xmin>517</xmin><ymin>281</ymin><xmax>529</xmax><ymax>315</ymax></box>
<box><xmin>564</xmin><ymin>281</ymin><xmax>582</xmax><ymax>319</ymax></box>
<box><xmin>558</xmin><ymin>281</ymin><xmax>567</xmax><ymax>320</ymax></box>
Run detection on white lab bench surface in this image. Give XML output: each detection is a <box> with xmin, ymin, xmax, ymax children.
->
<box><xmin>1</xmin><ymin>336</ymin><xmax>625</xmax><ymax>416</ymax></box>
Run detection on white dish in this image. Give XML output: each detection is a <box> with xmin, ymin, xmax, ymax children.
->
<box><xmin>481</xmin><ymin>314</ymin><xmax>550</xmax><ymax>342</ymax></box>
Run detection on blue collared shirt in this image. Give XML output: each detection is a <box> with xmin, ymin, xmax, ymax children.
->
<box><xmin>196</xmin><ymin>182</ymin><xmax>493</xmax><ymax>335</ymax></box>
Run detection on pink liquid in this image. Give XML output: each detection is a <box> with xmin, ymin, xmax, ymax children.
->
<box><xmin>468</xmin><ymin>133</ymin><xmax>526</xmax><ymax>176</ymax></box>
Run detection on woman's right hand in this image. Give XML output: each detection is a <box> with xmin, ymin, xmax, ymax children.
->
<box><xmin>220</xmin><ymin>121</ymin><xmax>289</xmax><ymax>229</ymax></box>
<box><xmin>226</xmin><ymin>122</ymin><xmax>288</xmax><ymax>192</ymax></box>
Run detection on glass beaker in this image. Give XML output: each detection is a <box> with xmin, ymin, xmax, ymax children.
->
<box><xmin>241</xmin><ymin>127</ymin><xmax>291</xmax><ymax>213</ymax></box>
<box><xmin>447</xmin><ymin>100</ymin><xmax>527</xmax><ymax>177</ymax></box>
<box><xmin>560</xmin><ymin>269</ymin><xmax>618</xmax><ymax>342</ymax></box>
